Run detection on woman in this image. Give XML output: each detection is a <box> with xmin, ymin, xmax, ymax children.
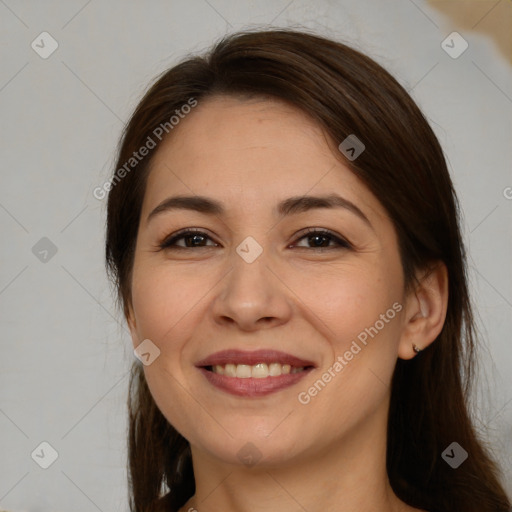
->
<box><xmin>104</xmin><ymin>28</ymin><xmax>511</xmax><ymax>512</ymax></box>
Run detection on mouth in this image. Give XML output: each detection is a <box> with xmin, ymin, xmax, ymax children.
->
<box><xmin>195</xmin><ymin>349</ymin><xmax>316</xmax><ymax>397</ymax></box>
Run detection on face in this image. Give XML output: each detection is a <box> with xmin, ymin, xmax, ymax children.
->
<box><xmin>127</xmin><ymin>95</ymin><xmax>410</xmax><ymax>468</ymax></box>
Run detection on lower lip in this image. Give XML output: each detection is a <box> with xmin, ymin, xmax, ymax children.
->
<box><xmin>197</xmin><ymin>367</ymin><xmax>314</xmax><ymax>397</ymax></box>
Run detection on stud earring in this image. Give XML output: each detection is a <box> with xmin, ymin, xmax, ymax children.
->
<box><xmin>412</xmin><ymin>344</ymin><xmax>422</xmax><ymax>354</ymax></box>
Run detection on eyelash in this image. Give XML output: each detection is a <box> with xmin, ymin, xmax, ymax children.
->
<box><xmin>158</xmin><ymin>227</ymin><xmax>352</xmax><ymax>251</ymax></box>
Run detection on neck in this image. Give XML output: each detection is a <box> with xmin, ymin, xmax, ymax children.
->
<box><xmin>179</xmin><ymin>397</ymin><xmax>411</xmax><ymax>512</ymax></box>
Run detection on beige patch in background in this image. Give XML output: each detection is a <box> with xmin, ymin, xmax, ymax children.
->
<box><xmin>428</xmin><ymin>0</ymin><xmax>512</xmax><ymax>64</ymax></box>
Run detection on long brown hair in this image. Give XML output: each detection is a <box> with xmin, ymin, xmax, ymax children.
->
<box><xmin>104</xmin><ymin>28</ymin><xmax>511</xmax><ymax>512</ymax></box>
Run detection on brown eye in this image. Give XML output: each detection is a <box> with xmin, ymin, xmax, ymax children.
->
<box><xmin>159</xmin><ymin>229</ymin><xmax>218</xmax><ymax>250</ymax></box>
<box><xmin>292</xmin><ymin>228</ymin><xmax>352</xmax><ymax>250</ymax></box>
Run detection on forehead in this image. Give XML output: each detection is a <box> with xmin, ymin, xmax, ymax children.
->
<box><xmin>143</xmin><ymin>95</ymin><xmax>386</xmax><ymax>223</ymax></box>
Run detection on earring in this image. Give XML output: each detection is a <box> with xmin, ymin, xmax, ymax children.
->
<box><xmin>412</xmin><ymin>344</ymin><xmax>422</xmax><ymax>354</ymax></box>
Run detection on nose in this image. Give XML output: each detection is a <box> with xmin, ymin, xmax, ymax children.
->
<box><xmin>210</xmin><ymin>244</ymin><xmax>293</xmax><ymax>332</ymax></box>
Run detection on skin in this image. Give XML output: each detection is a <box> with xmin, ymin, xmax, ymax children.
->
<box><xmin>126</xmin><ymin>95</ymin><xmax>448</xmax><ymax>512</ymax></box>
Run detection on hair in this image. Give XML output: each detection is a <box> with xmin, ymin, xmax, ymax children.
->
<box><xmin>104</xmin><ymin>28</ymin><xmax>511</xmax><ymax>512</ymax></box>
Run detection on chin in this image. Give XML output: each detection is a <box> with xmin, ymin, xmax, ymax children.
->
<box><xmin>203</xmin><ymin>437</ymin><xmax>303</xmax><ymax>469</ymax></box>
<box><xmin>189</xmin><ymin>420</ymin><xmax>313</xmax><ymax>469</ymax></box>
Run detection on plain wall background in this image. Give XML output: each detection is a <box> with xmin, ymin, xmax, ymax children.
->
<box><xmin>1</xmin><ymin>1</ymin><xmax>511</xmax><ymax>510</ymax></box>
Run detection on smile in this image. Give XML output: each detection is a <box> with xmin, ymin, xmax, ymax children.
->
<box><xmin>195</xmin><ymin>349</ymin><xmax>316</xmax><ymax>397</ymax></box>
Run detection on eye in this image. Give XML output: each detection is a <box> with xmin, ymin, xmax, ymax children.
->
<box><xmin>291</xmin><ymin>228</ymin><xmax>352</xmax><ymax>250</ymax></box>
<box><xmin>159</xmin><ymin>228</ymin><xmax>218</xmax><ymax>250</ymax></box>
<box><xmin>158</xmin><ymin>227</ymin><xmax>351</xmax><ymax>251</ymax></box>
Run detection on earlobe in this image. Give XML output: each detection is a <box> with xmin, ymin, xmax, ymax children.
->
<box><xmin>398</xmin><ymin>262</ymin><xmax>449</xmax><ymax>360</ymax></box>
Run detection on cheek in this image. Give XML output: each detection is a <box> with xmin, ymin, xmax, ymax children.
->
<box><xmin>289</xmin><ymin>260</ymin><xmax>401</xmax><ymax>353</ymax></box>
<box><xmin>130</xmin><ymin>265</ymin><xmax>210</xmax><ymax>440</ymax></box>
<box><xmin>309</xmin><ymin>267</ymin><xmax>402</xmax><ymax>385</ymax></box>
<box><xmin>130</xmin><ymin>262</ymin><xmax>207</xmax><ymax>345</ymax></box>
<box><xmin>293</xmin><ymin>269</ymin><xmax>402</xmax><ymax>439</ymax></box>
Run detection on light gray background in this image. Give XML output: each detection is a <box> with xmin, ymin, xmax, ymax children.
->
<box><xmin>1</xmin><ymin>1</ymin><xmax>511</xmax><ymax>510</ymax></box>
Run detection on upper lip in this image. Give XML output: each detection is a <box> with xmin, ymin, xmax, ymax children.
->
<box><xmin>195</xmin><ymin>349</ymin><xmax>316</xmax><ymax>368</ymax></box>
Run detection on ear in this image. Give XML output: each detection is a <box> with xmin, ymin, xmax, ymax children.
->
<box><xmin>126</xmin><ymin>303</ymin><xmax>139</xmax><ymax>351</ymax></box>
<box><xmin>398</xmin><ymin>261</ymin><xmax>449</xmax><ymax>360</ymax></box>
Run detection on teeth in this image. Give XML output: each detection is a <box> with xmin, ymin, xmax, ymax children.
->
<box><xmin>236</xmin><ymin>364</ymin><xmax>252</xmax><ymax>378</ymax></box>
<box><xmin>269</xmin><ymin>363</ymin><xmax>282</xmax><ymax>376</ymax></box>
<box><xmin>211</xmin><ymin>362</ymin><xmax>305</xmax><ymax>378</ymax></box>
<box><xmin>251</xmin><ymin>363</ymin><xmax>269</xmax><ymax>379</ymax></box>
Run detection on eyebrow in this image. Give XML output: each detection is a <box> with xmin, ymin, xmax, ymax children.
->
<box><xmin>146</xmin><ymin>193</ymin><xmax>373</xmax><ymax>229</ymax></box>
